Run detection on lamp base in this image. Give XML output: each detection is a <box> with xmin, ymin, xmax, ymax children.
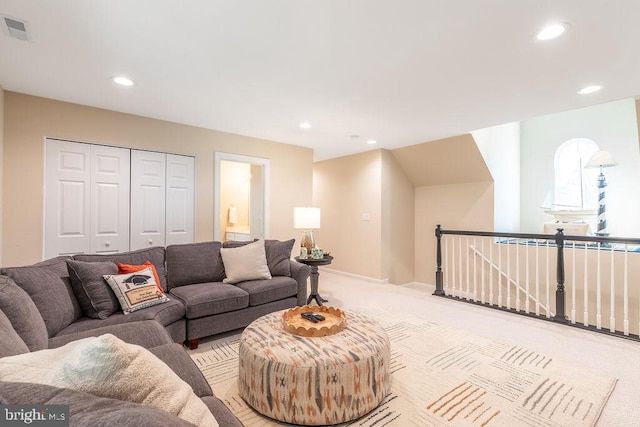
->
<box><xmin>300</xmin><ymin>230</ymin><xmax>315</xmax><ymax>258</ymax></box>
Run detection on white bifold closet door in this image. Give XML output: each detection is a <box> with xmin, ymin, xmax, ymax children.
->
<box><xmin>130</xmin><ymin>150</ymin><xmax>167</xmax><ymax>250</ymax></box>
<box><xmin>44</xmin><ymin>139</ymin><xmax>130</xmax><ymax>258</ymax></box>
<box><xmin>165</xmin><ymin>154</ymin><xmax>195</xmax><ymax>246</ymax></box>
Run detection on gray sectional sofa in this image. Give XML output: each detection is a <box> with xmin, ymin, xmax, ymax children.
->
<box><xmin>0</xmin><ymin>238</ymin><xmax>311</xmax><ymax>426</ymax></box>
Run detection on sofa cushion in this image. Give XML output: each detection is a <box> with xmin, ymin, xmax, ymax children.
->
<box><xmin>1</xmin><ymin>257</ymin><xmax>82</xmax><ymax>338</ymax></box>
<box><xmin>166</xmin><ymin>241</ymin><xmax>226</xmax><ymax>288</ymax></box>
<box><xmin>0</xmin><ymin>382</ymin><xmax>197</xmax><ymax>427</ymax></box>
<box><xmin>66</xmin><ymin>260</ymin><xmax>119</xmax><ymax>319</ymax></box>
<box><xmin>48</xmin><ymin>320</ymin><xmax>173</xmax><ymax>350</ymax></box>
<box><xmin>0</xmin><ymin>275</ymin><xmax>48</xmax><ymax>351</ymax></box>
<box><xmin>0</xmin><ymin>309</ymin><xmax>30</xmax><ymax>357</ymax></box>
<box><xmin>73</xmin><ymin>247</ymin><xmax>168</xmax><ymax>291</ymax></box>
<box><xmin>235</xmin><ymin>276</ymin><xmax>298</xmax><ymax>306</ymax></box>
<box><xmin>170</xmin><ymin>282</ymin><xmax>249</xmax><ymax>319</ymax></box>
<box><xmin>104</xmin><ymin>267</ymin><xmax>170</xmax><ymax>314</ymax></box>
<box><xmin>224</xmin><ymin>239</ymin><xmax>295</xmax><ymax>276</ymax></box>
<box><xmin>54</xmin><ymin>299</ymin><xmax>185</xmax><ymax>337</ymax></box>
<box><xmin>220</xmin><ymin>239</ymin><xmax>272</xmax><ymax>284</ymax></box>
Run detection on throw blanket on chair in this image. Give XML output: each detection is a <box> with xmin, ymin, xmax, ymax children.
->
<box><xmin>0</xmin><ymin>334</ymin><xmax>218</xmax><ymax>427</ymax></box>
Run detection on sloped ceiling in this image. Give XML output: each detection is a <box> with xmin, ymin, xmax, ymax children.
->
<box><xmin>391</xmin><ymin>134</ymin><xmax>492</xmax><ymax>186</ymax></box>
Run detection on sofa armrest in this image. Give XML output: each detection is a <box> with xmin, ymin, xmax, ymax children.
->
<box><xmin>290</xmin><ymin>260</ymin><xmax>311</xmax><ymax>306</ymax></box>
<box><xmin>48</xmin><ymin>320</ymin><xmax>173</xmax><ymax>349</ymax></box>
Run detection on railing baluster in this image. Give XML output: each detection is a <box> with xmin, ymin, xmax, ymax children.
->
<box><xmin>489</xmin><ymin>238</ymin><xmax>494</xmax><ymax>306</ymax></box>
<box><xmin>515</xmin><ymin>238</ymin><xmax>520</xmax><ymax>312</ymax></box>
<box><xmin>525</xmin><ymin>239</ymin><xmax>530</xmax><ymax>314</ymax></box>
<box><xmin>465</xmin><ymin>237</ymin><xmax>470</xmax><ymax>300</ymax></box>
<box><xmin>535</xmin><ymin>242</ymin><xmax>540</xmax><ymax>316</ymax></box>
<box><xmin>546</xmin><ymin>241</ymin><xmax>550</xmax><ymax>318</ymax></box>
<box><xmin>507</xmin><ymin>238</ymin><xmax>511</xmax><ymax>310</ymax></box>
<box><xmin>458</xmin><ymin>236</ymin><xmax>463</xmax><ymax>298</ymax></box>
<box><xmin>571</xmin><ymin>242</ymin><xmax>576</xmax><ymax>324</ymax></box>
<box><xmin>498</xmin><ymin>238</ymin><xmax>503</xmax><ymax>307</ymax></box>
<box><xmin>584</xmin><ymin>241</ymin><xmax>589</xmax><ymax>327</ymax></box>
<box><xmin>596</xmin><ymin>242</ymin><xmax>602</xmax><ymax>329</ymax></box>
<box><xmin>473</xmin><ymin>237</ymin><xmax>477</xmax><ymax>302</ymax></box>
<box><xmin>610</xmin><ymin>244</ymin><xmax>615</xmax><ymax>333</ymax></box>
<box><xmin>624</xmin><ymin>243</ymin><xmax>629</xmax><ymax>336</ymax></box>
<box><xmin>444</xmin><ymin>235</ymin><xmax>449</xmax><ymax>295</ymax></box>
<box><xmin>481</xmin><ymin>238</ymin><xmax>486</xmax><ymax>304</ymax></box>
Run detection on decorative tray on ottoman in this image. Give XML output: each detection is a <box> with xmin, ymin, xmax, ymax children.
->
<box><xmin>281</xmin><ymin>306</ymin><xmax>346</xmax><ymax>337</ymax></box>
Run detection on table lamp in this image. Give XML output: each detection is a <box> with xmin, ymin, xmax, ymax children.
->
<box><xmin>585</xmin><ymin>150</ymin><xmax>619</xmax><ymax>236</ymax></box>
<box><xmin>293</xmin><ymin>207</ymin><xmax>320</xmax><ymax>257</ymax></box>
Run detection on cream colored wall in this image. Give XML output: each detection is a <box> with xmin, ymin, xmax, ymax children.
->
<box><xmin>381</xmin><ymin>150</ymin><xmax>414</xmax><ymax>285</ymax></box>
<box><xmin>313</xmin><ymin>150</ymin><xmax>383</xmax><ymax>279</ymax></box>
<box><xmin>415</xmin><ymin>181</ymin><xmax>494</xmax><ymax>284</ymax></box>
<box><xmin>3</xmin><ymin>92</ymin><xmax>313</xmax><ymax>266</ymax></box>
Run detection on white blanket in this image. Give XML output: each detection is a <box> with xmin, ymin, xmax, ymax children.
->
<box><xmin>0</xmin><ymin>334</ymin><xmax>218</xmax><ymax>427</ymax></box>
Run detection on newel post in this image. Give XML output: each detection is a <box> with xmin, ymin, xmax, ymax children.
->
<box><xmin>434</xmin><ymin>225</ymin><xmax>445</xmax><ymax>296</ymax></box>
<box><xmin>553</xmin><ymin>228</ymin><xmax>568</xmax><ymax>323</ymax></box>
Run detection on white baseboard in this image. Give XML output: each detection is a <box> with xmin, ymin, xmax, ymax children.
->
<box><xmin>319</xmin><ymin>267</ymin><xmax>389</xmax><ymax>285</ymax></box>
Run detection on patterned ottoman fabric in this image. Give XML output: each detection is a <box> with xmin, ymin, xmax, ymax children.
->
<box><xmin>238</xmin><ymin>310</ymin><xmax>391</xmax><ymax>425</ymax></box>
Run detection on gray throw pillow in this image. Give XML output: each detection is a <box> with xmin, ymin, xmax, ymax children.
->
<box><xmin>0</xmin><ymin>309</ymin><xmax>30</xmax><ymax>357</ymax></box>
<box><xmin>66</xmin><ymin>260</ymin><xmax>119</xmax><ymax>319</ymax></box>
<box><xmin>0</xmin><ymin>275</ymin><xmax>48</xmax><ymax>351</ymax></box>
<box><xmin>265</xmin><ymin>239</ymin><xmax>295</xmax><ymax>277</ymax></box>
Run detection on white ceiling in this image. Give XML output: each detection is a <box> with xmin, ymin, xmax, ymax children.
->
<box><xmin>1</xmin><ymin>1</ymin><xmax>639</xmax><ymax>161</ymax></box>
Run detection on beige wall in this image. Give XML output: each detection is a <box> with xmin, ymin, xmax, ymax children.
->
<box><xmin>415</xmin><ymin>181</ymin><xmax>494</xmax><ymax>284</ymax></box>
<box><xmin>3</xmin><ymin>92</ymin><xmax>313</xmax><ymax>266</ymax></box>
<box><xmin>381</xmin><ymin>150</ymin><xmax>415</xmax><ymax>284</ymax></box>
<box><xmin>313</xmin><ymin>150</ymin><xmax>383</xmax><ymax>280</ymax></box>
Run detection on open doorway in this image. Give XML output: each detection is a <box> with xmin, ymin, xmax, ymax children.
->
<box><xmin>214</xmin><ymin>153</ymin><xmax>270</xmax><ymax>242</ymax></box>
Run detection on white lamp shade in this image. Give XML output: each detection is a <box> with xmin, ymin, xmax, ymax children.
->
<box><xmin>585</xmin><ymin>150</ymin><xmax>619</xmax><ymax>168</ymax></box>
<box><xmin>294</xmin><ymin>207</ymin><xmax>321</xmax><ymax>229</ymax></box>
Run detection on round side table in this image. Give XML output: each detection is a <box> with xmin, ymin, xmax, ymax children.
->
<box><xmin>295</xmin><ymin>255</ymin><xmax>333</xmax><ymax>306</ymax></box>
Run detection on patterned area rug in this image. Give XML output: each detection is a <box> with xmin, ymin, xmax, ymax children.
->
<box><xmin>190</xmin><ymin>309</ymin><xmax>616</xmax><ymax>426</ymax></box>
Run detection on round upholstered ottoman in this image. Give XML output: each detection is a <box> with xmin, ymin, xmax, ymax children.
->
<box><xmin>238</xmin><ymin>310</ymin><xmax>390</xmax><ymax>425</ymax></box>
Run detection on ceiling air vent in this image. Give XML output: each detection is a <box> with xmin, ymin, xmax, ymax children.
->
<box><xmin>1</xmin><ymin>15</ymin><xmax>30</xmax><ymax>41</ymax></box>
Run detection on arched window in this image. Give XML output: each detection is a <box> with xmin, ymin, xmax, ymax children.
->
<box><xmin>552</xmin><ymin>138</ymin><xmax>599</xmax><ymax>211</ymax></box>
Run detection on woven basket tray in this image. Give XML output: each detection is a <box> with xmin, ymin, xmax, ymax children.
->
<box><xmin>281</xmin><ymin>306</ymin><xmax>346</xmax><ymax>337</ymax></box>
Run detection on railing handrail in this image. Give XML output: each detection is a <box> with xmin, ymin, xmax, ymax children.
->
<box><xmin>438</xmin><ymin>227</ymin><xmax>640</xmax><ymax>245</ymax></box>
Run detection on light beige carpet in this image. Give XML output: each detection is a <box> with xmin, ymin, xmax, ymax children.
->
<box><xmin>190</xmin><ymin>309</ymin><xmax>616</xmax><ymax>426</ymax></box>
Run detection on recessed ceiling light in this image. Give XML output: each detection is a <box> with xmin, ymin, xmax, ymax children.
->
<box><xmin>577</xmin><ymin>85</ymin><xmax>603</xmax><ymax>95</ymax></box>
<box><xmin>112</xmin><ymin>76</ymin><xmax>135</xmax><ymax>87</ymax></box>
<box><xmin>536</xmin><ymin>23</ymin><xmax>568</xmax><ymax>41</ymax></box>
<box><xmin>299</xmin><ymin>122</ymin><xmax>311</xmax><ymax>129</ymax></box>
<box><xmin>366</xmin><ymin>140</ymin><xmax>377</xmax><ymax>145</ymax></box>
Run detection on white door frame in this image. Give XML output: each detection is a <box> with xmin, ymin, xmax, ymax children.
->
<box><xmin>214</xmin><ymin>152</ymin><xmax>270</xmax><ymax>241</ymax></box>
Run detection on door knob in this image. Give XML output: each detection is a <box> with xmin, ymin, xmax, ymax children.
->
<box><xmin>148</xmin><ymin>240</ymin><xmax>153</xmax><ymax>245</ymax></box>
<box><xmin>105</xmin><ymin>242</ymin><xmax>110</xmax><ymax>247</ymax></box>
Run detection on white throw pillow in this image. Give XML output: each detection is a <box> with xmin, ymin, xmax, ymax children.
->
<box><xmin>221</xmin><ymin>239</ymin><xmax>272</xmax><ymax>284</ymax></box>
<box><xmin>103</xmin><ymin>266</ymin><xmax>169</xmax><ymax>314</ymax></box>
<box><xmin>0</xmin><ymin>334</ymin><xmax>218</xmax><ymax>427</ymax></box>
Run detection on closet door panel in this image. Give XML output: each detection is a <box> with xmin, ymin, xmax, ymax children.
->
<box><xmin>44</xmin><ymin>139</ymin><xmax>91</xmax><ymax>258</ymax></box>
<box><xmin>90</xmin><ymin>145</ymin><xmax>130</xmax><ymax>254</ymax></box>
<box><xmin>166</xmin><ymin>154</ymin><xmax>195</xmax><ymax>245</ymax></box>
<box><xmin>130</xmin><ymin>151</ymin><xmax>166</xmax><ymax>250</ymax></box>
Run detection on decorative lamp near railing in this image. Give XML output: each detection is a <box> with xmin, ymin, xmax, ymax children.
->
<box><xmin>293</xmin><ymin>207</ymin><xmax>321</xmax><ymax>258</ymax></box>
<box><xmin>585</xmin><ymin>150</ymin><xmax>619</xmax><ymax>236</ymax></box>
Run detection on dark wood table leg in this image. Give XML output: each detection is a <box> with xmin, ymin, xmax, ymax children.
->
<box><xmin>305</xmin><ymin>264</ymin><xmax>328</xmax><ymax>306</ymax></box>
